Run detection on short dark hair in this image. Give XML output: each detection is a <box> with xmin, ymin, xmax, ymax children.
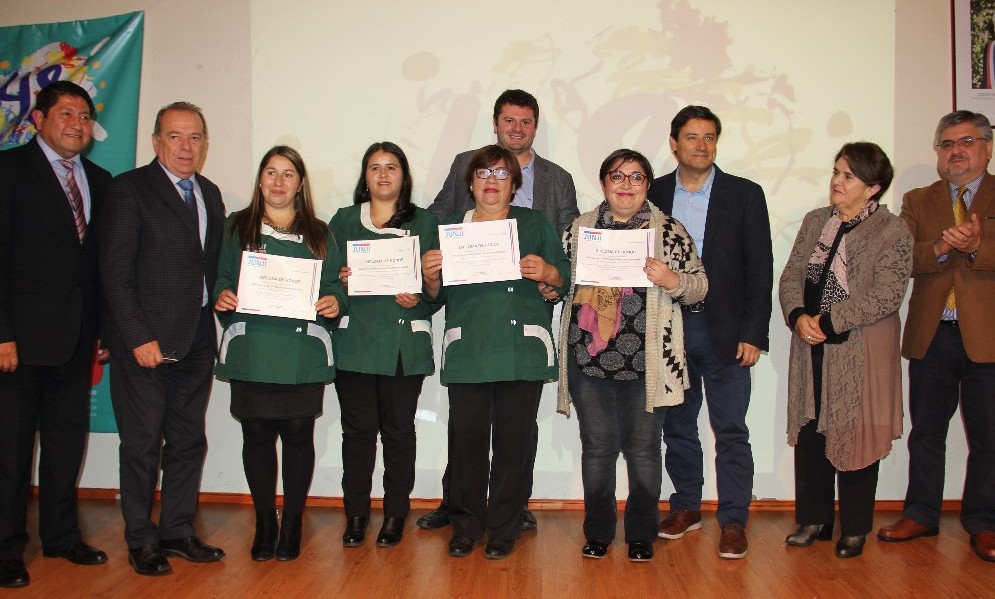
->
<box><xmin>670</xmin><ymin>105</ymin><xmax>722</xmax><ymax>141</ymax></box>
<box><xmin>153</xmin><ymin>101</ymin><xmax>208</xmax><ymax>137</ymax></box>
<box><xmin>599</xmin><ymin>149</ymin><xmax>654</xmax><ymax>182</ymax></box>
<box><xmin>464</xmin><ymin>145</ymin><xmax>523</xmax><ymax>192</ymax></box>
<box><xmin>933</xmin><ymin>110</ymin><xmax>992</xmax><ymax>147</ymax></box>
<box><xmin>353</xmin><ymin>141</ymin><xmax>416</xmax><ymax>228</ymax></box>
<box><xmin>34</xmin><ymin>80</ymin><xmax>95</xmax><ymax>118</ymax></box>
<box><xmin>834</xmin><ymin>142</ymin><xmax>894</xmax><ymax>202</ymax></box>
<box><xmin>492</xmin><ymin>89</ymin><xmax>539</xmax><ymax>126</ymax></box>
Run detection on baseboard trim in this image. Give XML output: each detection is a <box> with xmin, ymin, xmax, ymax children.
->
<box><xmin>63</xmin><ymin>488</ymin><xmax>962</xmax><ymax>512</ymax></box>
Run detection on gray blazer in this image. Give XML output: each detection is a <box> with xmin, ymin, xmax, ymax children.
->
<box><xmin>427</xmin><ymin>149</ymin><xmax>579</xmax><ymax>235</ymax></box>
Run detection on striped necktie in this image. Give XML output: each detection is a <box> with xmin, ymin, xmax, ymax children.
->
<box><xmin>59</xmin><ymin>159</ymin><xmax>86</xmax><ymax>242</ymax></box>
<box><xmin>944</xmin><ymin>186</ymin><xmax>969</xmax><ymax>311</ymax></box>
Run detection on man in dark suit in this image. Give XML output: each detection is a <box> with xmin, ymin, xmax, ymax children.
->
<box><xmin>418</xmin><ymin>89</ymin><xmax>579</xmax><ymax>531</ymax></box>
<box><xmin>877</xmin><ymin>110</ymin><xmax>995</xmax><ymax>562</ymax></box>
<box><xmin>647</xmin><ymin>105</ymin><xmax>773</xmax><ymax>560</ymax></box>
<box><xmin>0</xmin><ymin>81</ymin><xmax>111</xmax><ymax>589</ymax></box>
<box><xmin>100</xmin><ymin>101</ymin><xmax>226</xmax><ymax>576</ymax></box>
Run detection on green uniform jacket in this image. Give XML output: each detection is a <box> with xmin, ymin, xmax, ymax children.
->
<box><xmin>213</xmin><ymin>214</ymin><xmax>348</xmax><ymax>384</ymax></box>
<box><xmin>329</xmin><ymin>204</ymin><xmax>441</xmax><ymax>376</ymax></box>
<box><xmin>433</xmin><ymin>206</ymin><xmax>570</xmax><ymax>384</ymax></box>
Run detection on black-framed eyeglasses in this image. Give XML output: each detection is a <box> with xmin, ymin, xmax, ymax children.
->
<box><xmin>607</xmin><ymin>170</ymin><xmax>647</xmax><ymax>186</ymax></box>
<box><xmin>474</xmin><ymin>168</ymin><xmax>511</xmax><ymax>180</ymax></box>
<box><xmin>935</xmin><ymin>136</ymin><xmax>991</xmax><ymax>151</ymax></box>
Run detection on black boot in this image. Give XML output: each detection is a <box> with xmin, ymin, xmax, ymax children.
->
<box><xmin>275</xmin><ymin>512</ymin><xmax>302</xmax><ymax>561</ymax></box>
<box><xmin>251</xmin><ymin>510</ymin><xmax>278</xmax><ymax>561</ymax></box>
<box><xmin>376</xmin><ymin>517</ymin><xmax>405</xmax><ymax>548</ymax></box>
<box><xmin>342</xmin><ymin>516</ymin><xmax>368</xmax><ymax>547</ymax></box>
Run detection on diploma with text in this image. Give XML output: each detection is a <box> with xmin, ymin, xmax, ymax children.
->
<box><xmin>346</xmin><ymin>236</ymin><xmax>422</xmax><ymax>296</ymax></box>
<box><xmin>235</xmin><ymin>252</ymin><xmax>322</xmax><ymax>320</ymax></box>
<box><xmin>575</xmin><ymin>227</ymin><xmax>655</xmax><ymax>287</ymax></box>
<box><xmin>438</xmin><ymin>219</ymin><xmax>521</xmax><ymax>286</ymax></box>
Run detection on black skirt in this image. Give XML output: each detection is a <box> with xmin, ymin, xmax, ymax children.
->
<box><xmin>229</xmin><ymin>379</ymin><xmax>325</xmax><ymax>421</ymax></box>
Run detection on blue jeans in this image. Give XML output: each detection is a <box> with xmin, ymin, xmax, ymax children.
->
<box><xmin>659</xmin><ymin>311</ymin><xmax>754</xmax><ymax>527</ymax></box>
<box><xmin>569</xmin><ymin>360</ymin><xmax>663</xmax><ymax>543</ymax></box>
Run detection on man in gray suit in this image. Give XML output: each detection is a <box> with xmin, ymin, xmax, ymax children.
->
<box><xmin>419</xmin><ymin>89</ymin><xmax>579</xmax><ymax>531</ymax></box>
<box><xmin>100</xmin><ymin>102</ymin><xmax>226</xmax><ymax>576</ymax></box>
<box><xmin>427</xmin><ymin>89</ymin><xmax>579</xmax><ymax>236</ymax></box>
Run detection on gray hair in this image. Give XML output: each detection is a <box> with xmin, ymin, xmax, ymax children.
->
<box><xmin>934</xmin><ymin>110</ymin><xmax>992</xmax><ymax>147</ymax></box>
<box><xmin>153</xmin><ymin>101</ymin><xmax>208</xmax><ymax>137</ymax></box>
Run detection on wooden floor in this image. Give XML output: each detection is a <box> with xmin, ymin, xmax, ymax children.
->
<box><xmin>4</xmin><ymin>499</ymin><xmax>993</xmax><ymax>598</ymax></box>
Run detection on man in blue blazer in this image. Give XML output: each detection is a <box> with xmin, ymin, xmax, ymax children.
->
<box><xmin>420</xmin><ymin>89</ymin><xmax>579</xmax><ymax>532</ymax></box>
<box><xmin>100</xmin><ymin>102</ymin><xmax>226</xmax><ymax>576</ymax></box>
<box><xmin>0</xmin><ymin>81</ymin><xmax>111</xmax><ymax>588</ymax></box>
<box><xmin>648</xmin><ymin>106</ymin><xmax>773</xmax><ymax>560</ymax></box>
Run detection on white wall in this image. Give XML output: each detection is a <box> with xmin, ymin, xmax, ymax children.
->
<box><xmin>1</xmin><ymin>0</ymin><xmax>971</xmax><ymax>502</ymax></box>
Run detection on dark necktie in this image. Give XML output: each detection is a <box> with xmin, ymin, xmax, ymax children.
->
<box><xmin>177</xmin><ymin>179</ymin><xmax>200</xmax><ymax>241</ymax></box>
<box><xmin>59</xmin><ymin>159</ymin><xmax>86</xmax><ymax>242</ymax></box>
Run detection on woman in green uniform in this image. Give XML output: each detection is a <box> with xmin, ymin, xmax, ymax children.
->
<box><xmin>421</xmin><ymin>145</ymin><xmax>570</xmax><ymax>560</ymax></box>
<box><xmin>213</xmin><ymin>145</ymin><xmax>347</xmax><ymax>562</ymax></box>
<box><xmin>329</xmin><ymin>142</ymin><xmax>440</xmax><ymax>548</ymax></box>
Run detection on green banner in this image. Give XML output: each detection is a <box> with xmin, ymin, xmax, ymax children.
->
<box><xmin>1</xmin><ymin>12</ymin><xmax>144</xmax><ymax>432</ymax></box>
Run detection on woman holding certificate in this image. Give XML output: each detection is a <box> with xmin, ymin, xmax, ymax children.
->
<box><xmin>329</xmin><ymin>142</ymin><xmax>441</xmax><ymax>548</ymax></box>
<box><xmin>553</xmin><ymin>149</ymin><xmax>707</xmax><ymax>562</ymax></box>
<box><xmin>779</xmin><ymin>142</ymin><xmax>911</xmax><ymax>558</ymax></box>
<box><xmin>421</xmin><ymin>144</ymin><xmax>570</xmax><ymax>560</ymax></box>
<box><xmin>213</xmin><ymin>145</ymin><xmax>347</xmax><ymax>562</ymax></box>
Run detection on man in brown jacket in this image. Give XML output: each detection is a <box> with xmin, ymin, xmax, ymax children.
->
<box><xmin>878</xmin><ymin>110</ymin><xmax>995</xmax><ymax>563</ymax></box>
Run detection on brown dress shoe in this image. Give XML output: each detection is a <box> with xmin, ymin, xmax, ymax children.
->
<box><xmin>718</xmin><ymin>523</ymin><xmax>748</xmax><ymax>559</ymax></box>
<box><xmin>970</xmin><ymin>530</ymin><xmax>995</xmax><ymax>562</ymax></box>
<box><xmin>876</xmin><ymin>518</ymin><xmax>939</xmax><ymax>542</ymax></box>
<box><xmin>658</xmin><ymin>509</ymin><xmax>702</xmax><ymax>539</ymax></box>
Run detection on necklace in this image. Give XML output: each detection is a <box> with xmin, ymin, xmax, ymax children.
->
<box><xmin>265</xmin><ymin>219</ymin><xmax>296</xmax><ymax>235</ymax></box>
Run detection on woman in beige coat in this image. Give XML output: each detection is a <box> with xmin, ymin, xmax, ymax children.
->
<box><xmin>779</xmin><ymin>142</ymin><xmax>912</xmax><ymax>558</ymax></box>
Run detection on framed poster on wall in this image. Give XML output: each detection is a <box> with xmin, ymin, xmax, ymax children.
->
<box><xmin>953</xmin><ymin>0</ymin><xmax>995</xmax><ymax>114</ymax></box>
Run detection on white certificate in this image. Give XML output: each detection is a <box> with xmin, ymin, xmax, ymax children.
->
<box><xmin>346</xmin><ymin>236</ymin><xmax>422</xmax><ymax>296</ymax></box>
<box><xmin>438</xmin><ymin>219</ymin><xmax>521</xmax><ymax>286</ymax></box>
<box><xmin>575</xmin><ymin>227</ymin><xmax>656</xmax><ymax>287</ymax></box>
<box><xmin>235</xmin><ymin>252</ymin><xmax>322</xmax><ymax>320</ymax></box>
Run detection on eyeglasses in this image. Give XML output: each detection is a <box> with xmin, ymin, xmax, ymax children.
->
<box><xmin>935</xmin><ymin>136</ymin><xmax>991</xmax><ymax>151</ymax></box>
<box><xmin>607</xmin><ymin>171</ymin><xmax>647</xmax><ymax>186</ymax></box>
<box><xmin>474</xmin><ymin>168</ymin><xmax>511</xmax><ymax>180</ymax></box>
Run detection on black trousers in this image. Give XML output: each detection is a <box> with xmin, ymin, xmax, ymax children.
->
<box><xmin>794</xmin><ymin>348</ymin><xmax>880</xmax><ymax>536</ymax></box>
<box><xmin>110</xmin><ymin>308</ymin><xmax>215</xmax><ymax>548</ymax></box>
<box><xmin>904</xmin><ymin>323</ymin><xmax>995</xmax><ymax>533</ymax></box>
<box><xmin>0</xmin><ymin>332</ymin><xmax>93</xmax><ymax>559</ymax></box>
<box><xmin>448</xmin><ymin>380</ymin><xmax>542</xmax><ymax>542</ymax></box>
<box><xmin>334</xmin><ymin>364</ymin><xmax>424</xmax><ymax>518</ymax></box>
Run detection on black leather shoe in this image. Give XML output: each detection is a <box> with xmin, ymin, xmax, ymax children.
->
<box><xmin>785</xmin><ymin>523</ymin><xmax>834</xmax><ymax>547</ymax></box>
<box><xmin>251</xmin><ymin>510</ymin><xmax>278</xmax><ymax>561</ymax></box>
<box><xmin>43</xmin><ymin>542</ymin><xmax>108</xmax><ymax>565</ymax></box>
<box><xmin>342</xmin><ymin>516</ymin><xmax>368</xmax><ymax>547</ymax></box>
<box><xmin>276</xmin><ymin>512</ymin><xmax>302</xmax><ymax>561</ymax></box>
<box><xmin>416</xmin><ymin>505</ymin><xmax>450</xmax><ymax>530</ymax></box>
<box><xmin>376</xmin><ymin>517</ymin><xmax>405</xmax><ymax>548</ymax></box>
<box><xmin>521</xmin><ymin>509</ymin><xmax>537</xmax><ymax>531</ymax></box>
<box><xmin>582</xmin><ymin>539</ymin><xmax>610</xmax><ymax>559</ymax></box>
<box><xmin>128</xmin><ymin>544</ymin><xmax>172</xmax><ymax>576</ymax></box>
<box><xmin>627</xmin><ymin>541</ymin><xmax>654</xmax><ymax>562</ymax></box>
<box><xmin>835</xmin><ymin>534</ymin><xmax>866</xmax><ymax>558</ymax></box>
<box><xmin>448</xmin><ymin>536</ymin><xmax>476</xmax><ymax>557</ymax></box>
<box><xmin>484</xmin><ymin>538</ymin><xmax>515</xmax><ymax>560</ymax></box>
<box><xmin>0</xmin><ymin>559</ymin><xmax>29</xmax><ymax>588</ymax></box>
<box><xmin>160</xmin><ymin>536</ymin><xmax>225</xmax><ymax>563</ymax></box>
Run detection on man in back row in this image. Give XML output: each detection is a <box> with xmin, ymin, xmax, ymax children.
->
<box><xmin>418</xmin><ymin>89</ymin><xmax>579</xmax><ymax>531</ymax></box>
<box><xmin>648</xmin><ymin>105</ymin><xmax>773</xmax><ymax>560</ymax></box>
